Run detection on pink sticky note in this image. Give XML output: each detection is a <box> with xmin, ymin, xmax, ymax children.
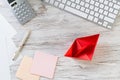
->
<box><xmin>16</xmin><ymin>56</ymin><xmax>40</xmax><ymax>80</ymax></box>
<box><xmin>31</xmin><ymin>52</ymin><xmax>58</xmax><ymax>79</ymax></box>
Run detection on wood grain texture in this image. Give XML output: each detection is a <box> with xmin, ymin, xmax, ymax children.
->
<box><xmin>0</xmin><ymin>0</ymin><xmax>120</xmax><ymax>80</ymax></box>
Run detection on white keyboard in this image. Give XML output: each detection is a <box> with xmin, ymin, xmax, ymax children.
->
<box><xmin>42</xmin><ymin>0</ymin><xmax>120</xmax><ymax>29</ymax></box>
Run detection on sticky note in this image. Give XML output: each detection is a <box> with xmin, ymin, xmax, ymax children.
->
<box><xmin>31</xmin><ymin>52</ymin><xmax>58</xmax><ymax>79</ymax></box>
<box><xmin>16</xmin><ymin>56</ymin><xmax>40</xmax><ymax>80</ymax></box>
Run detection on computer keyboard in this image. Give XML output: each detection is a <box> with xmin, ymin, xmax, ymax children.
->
<box><xmin>42</xmin><ymin>0</ymin><xmax>120</xmax><ymax>29</ymax></box>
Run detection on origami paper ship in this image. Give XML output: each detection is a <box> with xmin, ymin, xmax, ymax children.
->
<box><xmin>64</xmin><ymin>34</ymin><xmax>100</xmax><ymax>60</ymax></box>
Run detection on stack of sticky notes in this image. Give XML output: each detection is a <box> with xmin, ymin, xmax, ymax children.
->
<box><xmin>16</xmin><ymin>52</ymin><xmax>58</xmax><ymax>80</ymax></box>
<box><xmin>16</xmin><ymin>56</ymin><xmax>40</xmax><ymax>80</ymax></box>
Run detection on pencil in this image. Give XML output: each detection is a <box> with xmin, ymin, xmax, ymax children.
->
<box><xmin>12</xmin><ymin>30</ymin><xmax>31</xmax><ymax>61</ymax></box>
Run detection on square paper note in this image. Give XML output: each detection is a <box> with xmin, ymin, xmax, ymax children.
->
<box><xmin>31</xmin><ymin>52</ymin><xmax>58</xmax><ymax>79</ymax></box>
<box><xmin>16</xmin><ymin>56</ymin><xmax>40</xmax><ymax>80</ymax></box>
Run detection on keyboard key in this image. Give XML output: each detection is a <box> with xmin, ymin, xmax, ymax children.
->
<box><xmin>109</xmin><ymin>8</ymin><xmax>113</xmax><ymax>12</ymax></box>
<box><xmin>104</xmin><ymin>0</ymin><xmax>109</xmax><ymax>5</ymax></box>
<box><xmin>85</xmin><ymin>3</ymin><xmax>89</xmax><ymax>8</ymax></box>
<box><xmin>65</xmin><ymin>6</ymin><xmax>88</xmax><ymax>18</ymax></box>
<box><xmin>113</xmin><ymin>0</ymin><xmax>117</xmax><ymax>4</ymax></box>
<box><xmin>104</xmin><ymin>6</ymin><xmax>109</xmax><ymax>10</ymax></box>
<box><xmin>59</xmin><ymin>3</ymin><xmax>64</xmax><ymax>9</ymax></box>
<box><xmin>75</xmin><ymin>0</ymin><xmax>80</xmax><ymax>4</ymax></box>
<box><xmin>100</xmin><ymin>4</ymin><xmax>104</xmax><ymax>8</ymax></box>
<box><xmin>99</xmin><ymin>9</ymin><xmax>103</xmax><ymax>14</ymax></box>
<box><xmin>66</xmin><ymin>1</ymin><xmax>71</xmax><ymax>6</ymax></box>
<box><xmin>109</xmin><ymin>2</ymin><xmax>113</xmax><ymax>7</ymax></box>
<box><xmin>90</xmin><ymin>5</ymin><xmax>94</xmax><ymax>9</ymax></box>
<box><xmin>98</xmin><ymin>21</ymin><xmax>102</xmax><ymax>25</ymax></box>
<box><xmin>50</xmin><ymin>0</ymin><xmax>55</xmax><ymax>4</ymax></box>
<box><xmin>57</xmin><ymin>0</ymin><xmax>61</xmax><ymax>2</ymax></box>
<box><xmin>104</xmin><ymin>17</ymin><xmax>114</xmax><ymax>23</ymax></box>
<box><xmin>86</xmin><ymin>0</ymin><xmax>90</xmax><ymax>3</ymax></box>
<box><xmin>90</xmin><ymin>11</ymin><xmax>94</xmax><ymax>15</ymax></box>
<box><xmin>114</xmin><ymin>4</ymin><xmax>120</xmax><ymax>10</ymax></box>
<box><xmin>90</xmin><ymin>0</ymin><xmax>95</xmax><ymax>5</ymax></box>
<box><xmin>80</xmin><ymin>1</ymin><xmax>85</xmax><ymax>6</ymax></box>
<box><xmin>117</xmin><ymin>1</ymin><xmax>120</xmax><ymax>5</ymax></box>
<box><xmin>103</xmin><ymin>21</ymin><xmax>108</xmax><ymax>27</ymax></box>
<box><xmin>107</xmin><ymin>26</ymin><xmax>112</xmax><ymax>29</ymax></box>
<box><xmin>113</xmin><ymin>10</ymin><xmax>118</xmax><ymax>14</ymax></box>
<box><xmin>94</xmin><ymin>18</ymin><xmax>98</xmax><ymax>22</ymax></box>
<box><xmin>95</xmin><ymin>12</ymin><xmax>99</xmax><ymax>17</ymax></box>
<box><xmin>62</xmin><ymin>0</ymin><xmax>66</xmax><ymax>3</ymax></box>
<box><xmin>71</xmin><ymin>0</ymin><xmax>74</xmax><ymax>2</ymax></box>
<box><xmin>94</xmin><ymin>7</ymin><xmax>99</xmax><ymax>11</ymax></box>
<box><xmin>99</xmin><ymin>0</ymin><xmax>104</xmax><ymax>3</ymax></box>
<box><xmin>85</xmin><ymin>9</ymin><xmax>90</xmax><ymax>13</ymax></box>
<box><xmin>71</xmin><ymin>3</ymin><xmax>76</xmax><ymax>7</ymax></box>
<box><xmin>108</xmin><ymin>13</ymin><xmax>116</xmax><ymax>18</ymax></box>
<box><xmin>103</xmin><ymin>11</ymin><xmax>108</xmax><ymax>15</ymax></box>
<box><xmin>45</xmin><ymin>0</ymin><xmax>49</xmax><ymax>2</ymax></box>
<box><xmin>88</xmin><ymin>15</ymin><xmax>94</xmax><ymax>21</ymax></box>
<box><xmin>95</xmin><ymin>2</ymin><xmax>99</xmax><ymax>6</ymax></box>
<box><xmin>54</xmin><ymin>1</ymin><xmax>59</xmax><ymax>6</ymax></box>
<box><xmin>99</xmin><ymin>14</ymin><xmax>104</xmax><ymax>19</ymax></box>
<box><xmin>76</xmin><ymin>5</ymin><xmax>80</xmax><ymax>9</ymax></box>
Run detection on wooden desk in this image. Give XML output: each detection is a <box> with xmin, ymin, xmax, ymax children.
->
<box><xmin>0</xmin><ymin>0</ymin><xmax>120</xmax><ymax>80</ymax></box>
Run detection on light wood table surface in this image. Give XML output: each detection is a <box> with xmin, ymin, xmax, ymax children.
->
<box><xmin>0</xmin><ymin>0</ymin><xmax>120</xmax><ymax>80</ymax></box>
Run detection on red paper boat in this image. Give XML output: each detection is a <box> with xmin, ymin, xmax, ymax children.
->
<box><xmin>64</xmin><ymin>34</ymin><xmax>100</xmax><ymax>60</ymax></box>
